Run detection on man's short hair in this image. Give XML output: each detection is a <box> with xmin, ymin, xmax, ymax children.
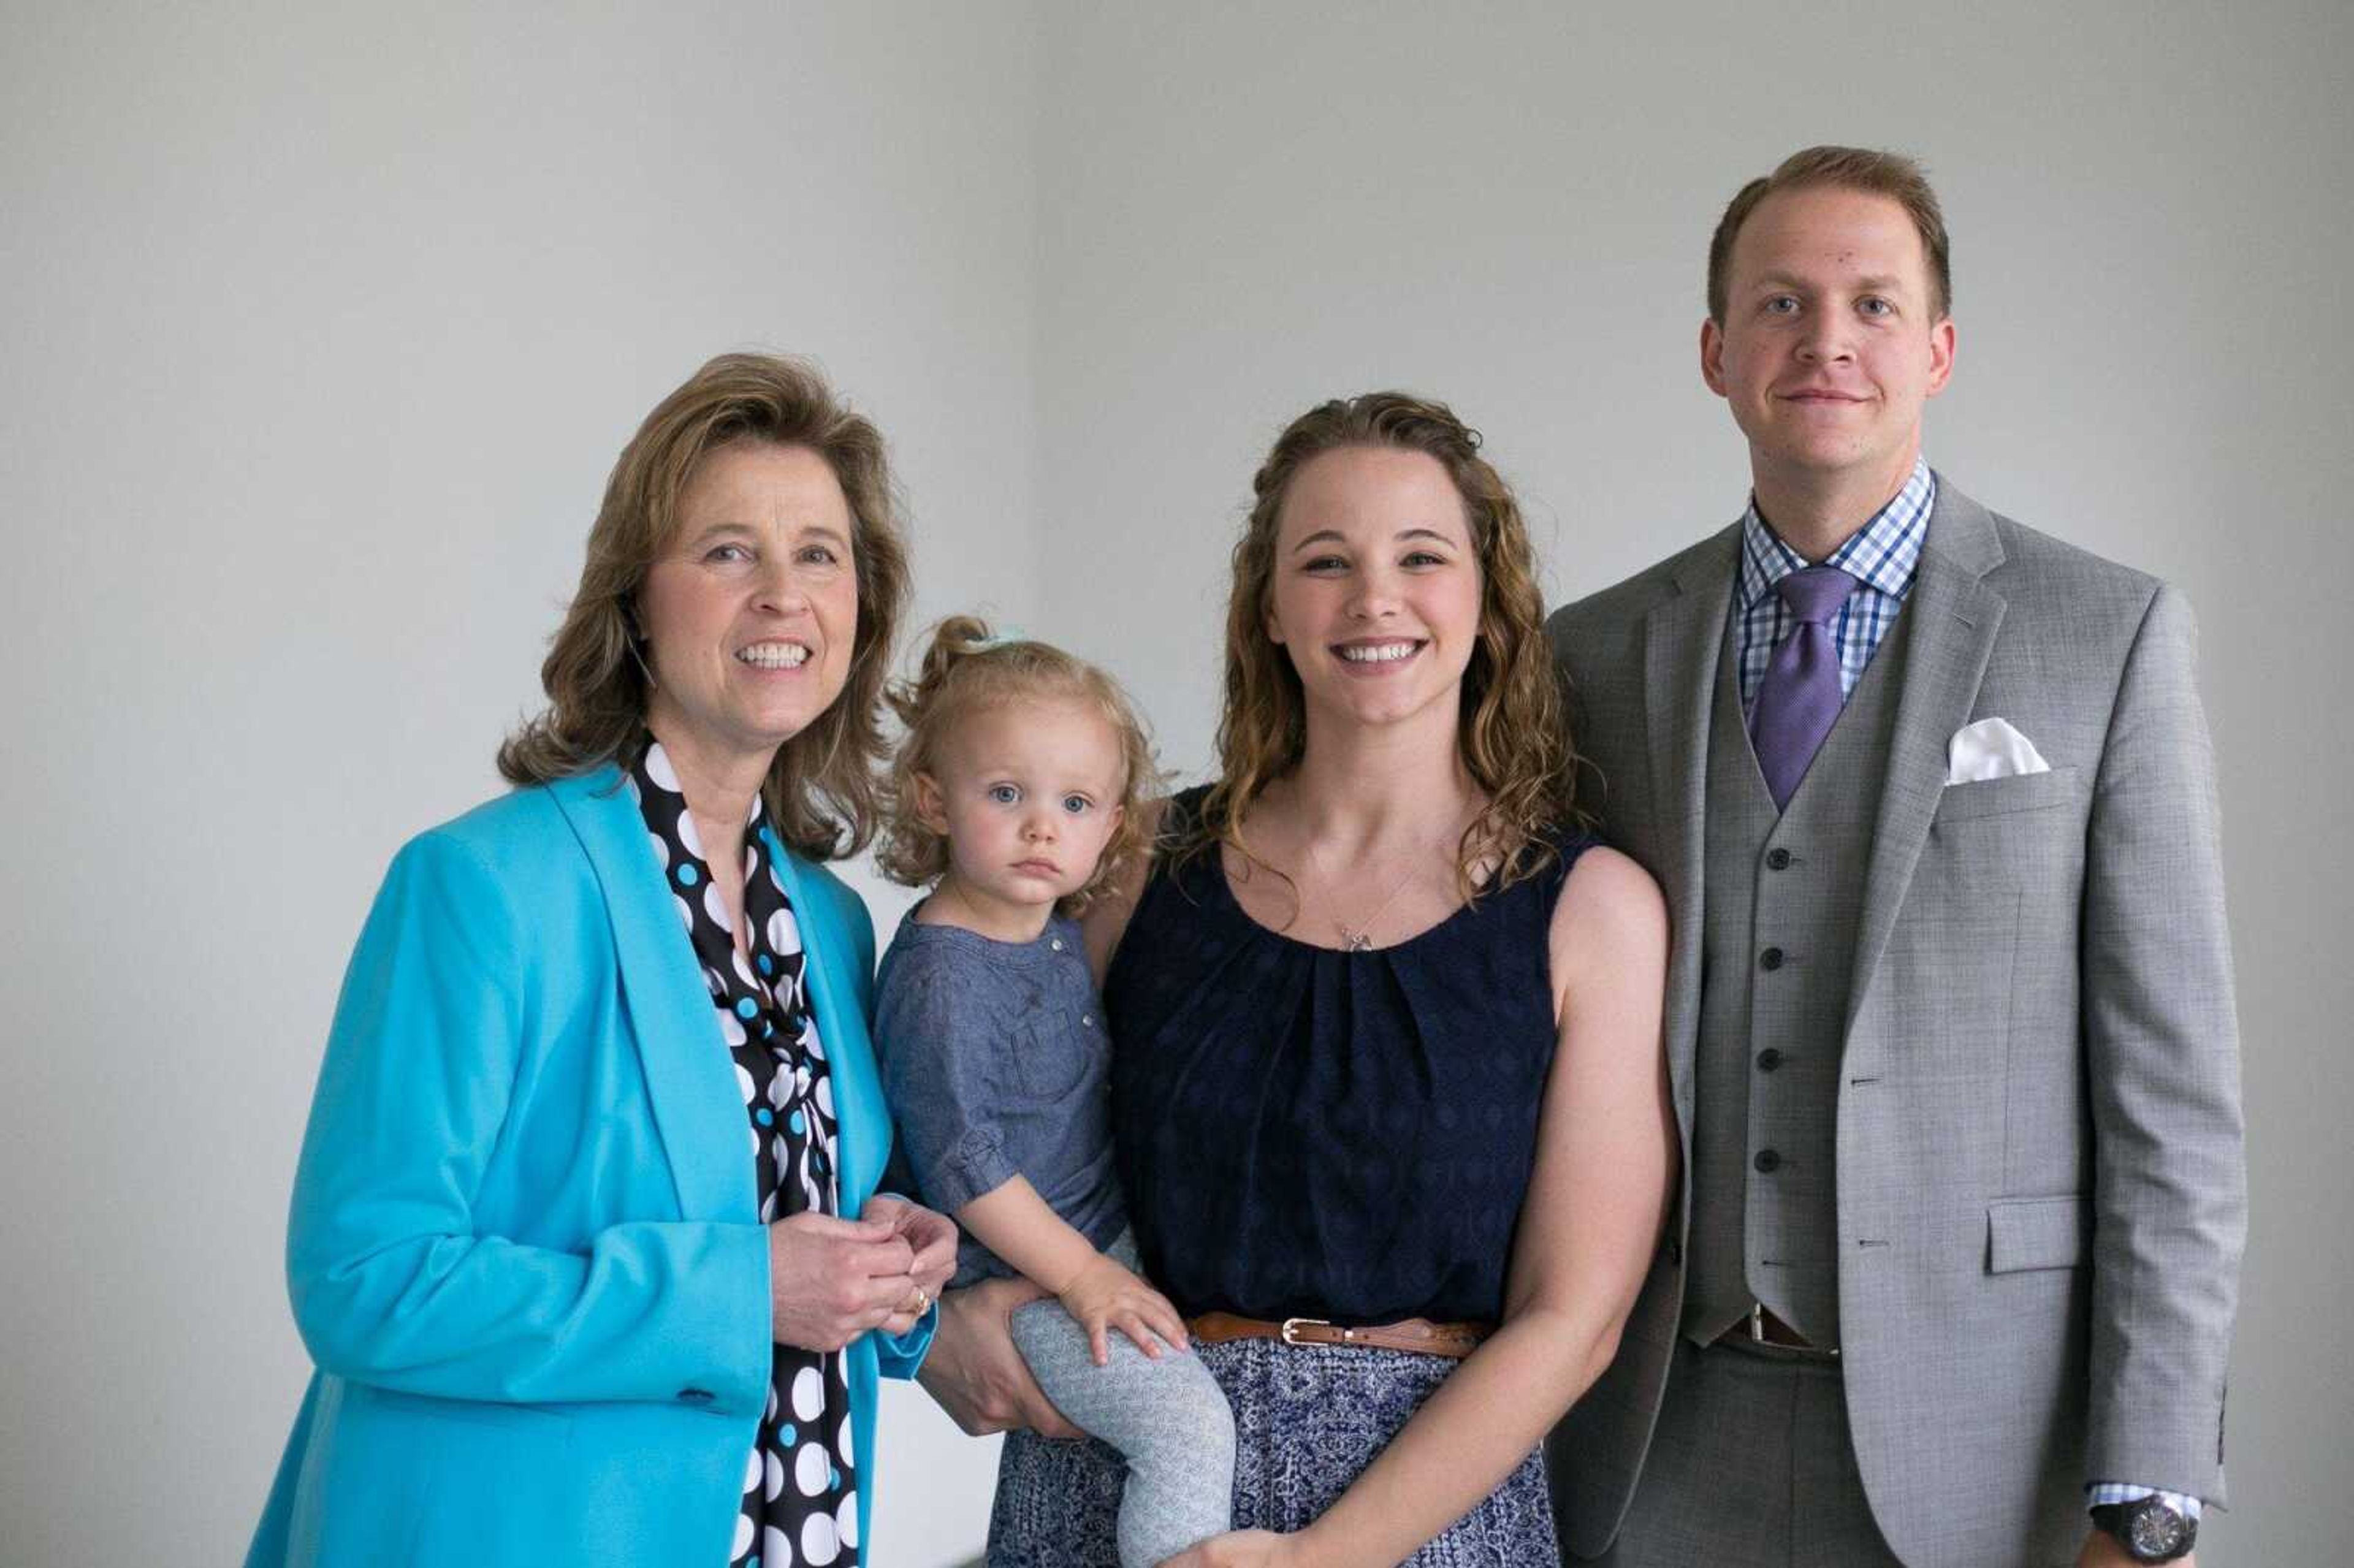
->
<box><xmin>1707</xmin><ymin>145</ymin><xmax>1952</xmax><ymax>324</ymax></box>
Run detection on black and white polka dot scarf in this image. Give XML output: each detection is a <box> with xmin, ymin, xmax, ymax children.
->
<box><xmin>629</xmin><ymin>738</ymin><xmax>861</xmax><ymax>1568</ymax></box>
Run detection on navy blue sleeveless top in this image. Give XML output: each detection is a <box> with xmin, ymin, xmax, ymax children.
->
<box><xmin>1106</xmin><ymin>787</ymin><xmax>1595</xmax><ymax>1325</ymax></box>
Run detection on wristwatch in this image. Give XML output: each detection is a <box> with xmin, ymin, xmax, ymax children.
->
<box><xmin>2090</xmin><ymin>1495</ymin><xmax>2198</xmax><ymax>1563</ymax></box>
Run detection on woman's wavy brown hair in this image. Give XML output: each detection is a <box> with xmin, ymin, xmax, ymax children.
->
<box><xmin>497</xmin><ymin>352</ymin><xmax>912</xmax><ymax>861</ymax></box>
<box><xmin>877</xmin><ymin>615</ymin><xmax>1160</xmax><ymax>916</ymax></box>
<box><xmin>1187</xmin><ymin>390</ymin><xmax>1573</xmax><ymax>897</ymax></box>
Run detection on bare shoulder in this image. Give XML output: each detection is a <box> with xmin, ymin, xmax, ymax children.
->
<box><xmin>1548</xmin><ymin>844</ymin><xmax>1668</xmax><ymax>994</ymax></box>
<box><xmin>1080</xmin><ymin>794</ymin><xmax>1172</xmax><ymax>983</ymax></box>
<box><xmin>1555</xmin><ymin>843</ymin><xmax>1666</xmax><ymax>928</ymax></box>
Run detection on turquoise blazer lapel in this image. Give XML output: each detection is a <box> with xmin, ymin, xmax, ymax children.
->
<box><xmin>546</xmin><ymin>767</ymin><xmax>757</xmax><ymax>1225</ymax></box>
<box><xmin>546</xmin><ymin>766</ymin><xmax>889</xmax><ymax>1222</ymax></box>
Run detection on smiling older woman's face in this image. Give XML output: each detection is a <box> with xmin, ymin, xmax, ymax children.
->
<box><xmin>637</xmin><ymin>441</ymin><xmax>859</xmax><ymax>772</ymax></box>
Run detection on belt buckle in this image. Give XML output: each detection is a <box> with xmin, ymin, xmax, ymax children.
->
<box><xmin>1278</xmin><ymin>1316</ymin><xmax>1331</xmax><ymax>1346</ymax></box>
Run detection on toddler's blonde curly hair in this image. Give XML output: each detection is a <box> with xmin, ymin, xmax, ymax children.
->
<box><xmin>878</xmin><ymin>615</ymin><xmax>1161</xmax><ymax>915</ymax></box>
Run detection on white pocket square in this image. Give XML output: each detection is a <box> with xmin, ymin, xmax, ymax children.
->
<box><xmin>1946</xmin><ymin>717</ymin><xmax>2051</xmax><ymax>785</ymax></box>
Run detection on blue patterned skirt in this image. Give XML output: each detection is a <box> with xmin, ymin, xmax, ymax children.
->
<box><xmin>986</xmin><ymin>1338</ymin><xmax>1559</xmax><ymax>1566</ymax></box>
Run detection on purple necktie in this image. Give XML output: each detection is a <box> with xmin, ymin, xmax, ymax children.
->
<box><xmin>1749</xmin><ymin>565</ymin><xmax>1862</xmax><ymax>809</ymax></box>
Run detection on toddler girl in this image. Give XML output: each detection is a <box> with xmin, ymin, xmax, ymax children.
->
<box><xmin>874</xmin><ymin>617</ymin><xmax>1234</xmax><ymax>1568</ymax></box>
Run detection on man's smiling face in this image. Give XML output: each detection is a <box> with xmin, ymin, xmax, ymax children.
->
<box><xmin>1702</xmin><ymin>183</ymin><xmax>1954</xmax><ymax>503</ymax></box>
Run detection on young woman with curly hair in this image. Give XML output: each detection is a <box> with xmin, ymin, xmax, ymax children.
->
<box><xmin>921</xmin><ymin>392</ymin><xmax>1676</xmax><ymax>1567</ymax></box>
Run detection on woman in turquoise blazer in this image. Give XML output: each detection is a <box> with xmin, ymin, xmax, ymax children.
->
<box><xmin>249</xmin><ymin>354</ymin><xmax>953</xmax><ymax>1567</ymax></box>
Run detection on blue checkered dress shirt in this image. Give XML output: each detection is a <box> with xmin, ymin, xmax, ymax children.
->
<box><xmin>1731</xmin><ymin>455</ymin><xmax>2203</xmax><ymax>1526</ymax></box>
<box><xmin>1734</xmin><ymin>457</ymin><xmax>1933</xmax><ymax>712</ymax></box>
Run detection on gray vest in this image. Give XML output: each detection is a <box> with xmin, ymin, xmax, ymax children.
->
<box><xmin>1682</xmin><ymin>604</ymin><xmax>1913</xmax><ymax>1347</ymax></box>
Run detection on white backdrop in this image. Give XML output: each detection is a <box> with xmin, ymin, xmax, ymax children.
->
<box><xmin>3</xmin><ymin>3</ymin><xmax>2347</xmax><ymax>1564</ymax></box>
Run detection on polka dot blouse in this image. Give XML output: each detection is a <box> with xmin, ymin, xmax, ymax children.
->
<box><xmin>630</xmin><ymin>739</ymin><xmax>860</xmax><ymax>1568</ymax></box>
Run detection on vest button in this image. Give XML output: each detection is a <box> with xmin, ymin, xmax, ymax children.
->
<box><xmin>1766</xmin><ymin>848</ymin><xmax>1792</xmax><ymax>870</ymax></box>
<box><xmin>1760</xmin><ymin>946</ymin><xmax>1785</xmax><ymax>971</ymax></box>
<box><xmin>1756</xmin><ymin>1048</ymin><xmax>1783</xmax><ymax>1072</ymax></box>
<box><xmin>1754</xmin><ymin>1149</ymin><xmax>1782</xmax><ymax>1173</ymax></box>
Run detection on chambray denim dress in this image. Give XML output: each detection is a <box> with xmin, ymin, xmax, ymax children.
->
<box><xmin>876</xmin><ymin>905</ymin><xmax>1236</xmax><ymax>1567</ymax></box>
<box><xmin>873</xmin><ymin>908</ymin><xmax>1127</xmax><ymax>1284</ymax></box>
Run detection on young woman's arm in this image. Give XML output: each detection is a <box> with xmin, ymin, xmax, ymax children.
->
<box><xmin>1169</xmin><ymin>845</ymin><xmax>1675</xmax><ymax>1568</ymax></box>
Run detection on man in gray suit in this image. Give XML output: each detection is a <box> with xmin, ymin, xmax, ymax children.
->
<box><xmin>1545</xmin><ymin>147</ymin><xmax>2244</xmax><ymax>1567</ymax></box>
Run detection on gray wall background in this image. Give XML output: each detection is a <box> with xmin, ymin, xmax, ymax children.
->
<box><xmin>3</xmin><ymin>2</ymin><xmax>2345</xmax><ymax>1562</ymax></box>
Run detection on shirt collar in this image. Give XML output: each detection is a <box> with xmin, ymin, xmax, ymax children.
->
<box><xmin>892</xmin><ymin>901</ymin><xmax>1078</xmax><ymax>967</ymax></box>
<box><xmin>1738</xmin><ymin>456</ymin><xmax>1935</xmax><ymax>609</ymax></box>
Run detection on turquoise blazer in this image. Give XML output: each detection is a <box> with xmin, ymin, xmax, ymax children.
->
<box><xmin>247</xmin><ymin>766</ymin><xmax>932</xmax><ymax>1566</ymax></box>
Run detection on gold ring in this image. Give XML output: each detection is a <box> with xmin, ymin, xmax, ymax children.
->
<box><xmin>911</xmin><ymin>1285</ymin><xmax>931</xmax><ymax>1315</ymax></box>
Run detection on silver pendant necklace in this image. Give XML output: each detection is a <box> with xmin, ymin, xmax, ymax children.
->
<box><xmin>1303</xmin><ymin>834</ymin><xmax>1438</xmax><ymax>953</ymax></box>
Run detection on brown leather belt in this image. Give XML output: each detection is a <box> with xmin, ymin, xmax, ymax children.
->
<box><xmin>1715</xmin><ymin>1304</ymin><xmax>1840</xmax><ymax>1358</ymax></box>
<box><xmin>1186</xmin><ymin>1311</ymin><xmax>1492</xmax><ymax>1360</ymax></box>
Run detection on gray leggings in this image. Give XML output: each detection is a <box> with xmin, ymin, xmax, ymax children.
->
<box><xmin>1006</xmin><ymin>1232</ymin><xmax>1235</xmax><ymax>1568</ymax></box>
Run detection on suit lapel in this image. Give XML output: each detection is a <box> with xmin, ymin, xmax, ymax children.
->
<box><xmin>1843</xmin><ymin>480</ymin><xmax>2008</xmax><ymax>1037</ymax></box>
<box><xmin>547</xmin><ymin>767</ymin><xmax>756</xmax><ymax>1225</ymax></box>
<box><xmin>1644</xmin><ymin>525</ymin><xmax>1740</xmax><ymax>1111</ymax></box>
<box><xmin>765</xmin><ymin>835</ymin><xmax>886</xmax><ymax>1208</ymax></box>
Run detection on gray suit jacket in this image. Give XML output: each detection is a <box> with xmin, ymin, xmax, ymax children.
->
<box><xmin>1544</xmin><ymin>479</ymin><xmax>2245</xmax><ymax>1567</ymax></box>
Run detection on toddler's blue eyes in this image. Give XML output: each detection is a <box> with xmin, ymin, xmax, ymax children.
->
<box><xmin>988</xmin><ymin>785</ymin><xmax>1021</xmax><ymax>804</ymax></box>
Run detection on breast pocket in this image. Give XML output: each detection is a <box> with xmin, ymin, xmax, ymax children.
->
<box><xmin>1930</xmin><ymin>765</ymin><xmax>2084</xmax><ymax>826</ymax></box>
<box><xmin>1922</xmin><ymin>766</ymin><xmax>2089</xmax><ymax>914</ymax></box>
<box><xmin>1012</xmin><ymin>1014</ymin><xmax>1093</xmax><ymax>1103</ymax></box>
